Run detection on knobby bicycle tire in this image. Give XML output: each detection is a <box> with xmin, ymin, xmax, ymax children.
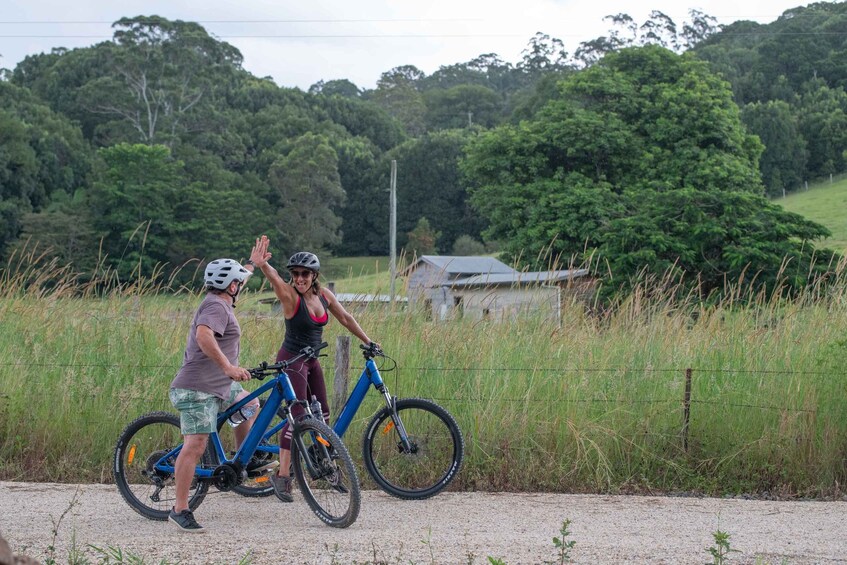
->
<box><xmin>362</xmin><ymin>397</ymin><xmax>464</xmax><ymax>500</ymax></box>
<box><xmin>113</xmin><ymin>411</ymin><xmax>212</xmax><ymax>521</ymax></box>
<box><xmin>291</xmin><ymin>418</ymin><xmax>361</xmax><ymax>528</ymax></box>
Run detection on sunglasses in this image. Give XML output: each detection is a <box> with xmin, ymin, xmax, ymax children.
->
<box><xmin>290</xmin><ymin>269</ymin><xmax>313</xmax><ymax>279</ymax></box>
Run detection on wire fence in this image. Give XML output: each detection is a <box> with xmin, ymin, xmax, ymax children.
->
<box><xmin>2</xmin><ymin>360</ymin><xmax>846</xmax><ymax>376</ymax></box>
<box><xmin>2</xmin><ymin>356</ymin><xmax>844</xmax><ymax>487</ymax></box>
<box><xmin>3</xmin><ymin>360</ymin><xmax>842</xmax><ymax>419</ymax></box>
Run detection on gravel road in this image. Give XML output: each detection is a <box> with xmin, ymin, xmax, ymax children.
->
<box><xmin>1</xmin><ymin>481</ymin><xmax>845</xmax><ymax>564</ymax></box>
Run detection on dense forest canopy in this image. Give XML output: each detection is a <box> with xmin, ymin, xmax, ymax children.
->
<box><xmin>463</xmin><ymin>46</ymin><xmax>835</xmax><ymax>296</ymax></box>
<box><xmin>0</xmin><ymin>5</ymin><xmax>844</xmax><ymax>294</ymax></box>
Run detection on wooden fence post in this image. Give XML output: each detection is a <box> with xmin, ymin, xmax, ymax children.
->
<box><xmin>333</xmin><ymin>335</ymin><xmax>351</xmax><ymax>415</ymax></box>
<box><xmin>682</xmin><ymin>368</ymin><xmax>692</xmax><ymax>452</ymax></box>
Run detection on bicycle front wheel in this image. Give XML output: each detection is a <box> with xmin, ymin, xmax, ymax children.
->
<box><xmin>291</xmin><ymin>418</ymin><xmax>361</xmax><ymax>528</ymax></box>
<box><xmin>113</xmin><ymin>411</ymin><xmax>212</xmax><ymax>521</ymax></box>
<box><xmin>362</xmin><ymin>397</ymin><xmax>464</xmax><ymax>500</ymax></box>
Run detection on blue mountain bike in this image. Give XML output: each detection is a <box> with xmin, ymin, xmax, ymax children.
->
<box><xmin>113</xmin><ymin>343</ymin><xmax>361</xmax><ymax>528</ymax></box>
<box><xmin>234</xmin><ymin>343</ymin><xmax>464</xmax><ymax>500</ymax></box>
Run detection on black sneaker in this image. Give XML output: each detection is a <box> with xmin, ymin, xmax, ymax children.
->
<box><xmin>168</xmin><ymin>507</ymin><xmax>205</xmax><ymax>533</ymax></box>
<box><xmin>270</xmin><ymin>473</ymin><xmax>294</xmax><ymax>503</ymax></box>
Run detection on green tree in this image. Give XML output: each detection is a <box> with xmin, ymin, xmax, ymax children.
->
<box><xmin>464</xmin><ymin>46</ymin><xmax>835</xmax><ymax>297</ymax></box>
<box><xmin>576</xmin><ymin>9</ymin><xmax>720</xmax><ymax>67</ymax></box>
<box><xmin>268</xmin><ymin>133</ymin><xmax>345</xmax><ymax>252</ymax></box>
<box><xmin>11</xmin><ymin>46</ymin><xmax>115</xmax><ymax>140</ymax></box>
<box><xmin>519</xmin><ymin>33</ymin><xmax>571</xmax><ymax>76</ymax></box>
<box><xmin>424</xmin><ymin>84</ymin><xmax>503</xmax><ymax>129</ymax></box>
<box><xmin>309</xmin><ymin>79</ymin><xmax>362</xmax><ymax>98</ymax></box>
<box><xmin>87</xmin><ymin>143</ymin><xmax>183</xmax><ymax>278</ymax></box>
<box><xmin>382</xmin><ymin>129</ymin><xmax>486</xmax><ymax>253</ymax></box>
<box><xmin>86</xmin><ymin>142</ymin><xmax>270</xmax><ymax>282</ymax></box>
<box><xmin>0</xmin><ymin>81</ymin><xmax>92</xmax><ymax>259</ymax></box>
<box><xmin>741</xmin><ymin>100</ymin><xmax>807</xmax><ymax>196</ymax></box>
<box><xmin>315</xmin><ymin>95</ymin><xmax>406</xmax><ymax>152</ymax></box>
<box><xmin>404</xmin><ymin>217</ymin><xmax>441</xmax><ymax>257</ymax></box>
<box><xmin>10</xmin><ymin>192</ymin><xmax>99</xmax><ymax>274</ymax></box>
<box><xmin>796</xmin><ymin>80</ymin><xmax>847</xmax><ymax>178</ymax></box>
<box><xmin>332</xmin><ymin>136</ymin><xmax>387</xmax><ymax>256</ymax></box>
<box><xmin>451</xmin><ymin>234</ymin><xmax>486</xmax><ymax>255</ymax></box>
<box><xmin>368</xmin><ymin>65</ymin><xmax>427</xmax><ymax>136</ymax></box>
<box><xmin>78</xmin><ymin>16</ymin><xmax>243</xmax><ymax>146</ymax></box>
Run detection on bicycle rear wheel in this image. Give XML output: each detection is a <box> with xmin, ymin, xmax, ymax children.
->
<box><xmin>113</xmin><ymin>411</ymin><xmax>212</xmax><ymax>521</ymax></box>
<box><xmin>362</xmin><ymin>397</ymin><xmax>464</xmax><ymax>500</ymax></box>
<box><xmin>291</xmin><ymin>418</ymin><xmax>361</xmax><ymax>528</ymax></box>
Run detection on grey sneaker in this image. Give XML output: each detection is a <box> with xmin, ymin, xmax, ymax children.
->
<box><xmin>168</xmin><ymin>507</ymin><xmax>205</xmax><ymax>533</ymax></box>
<box><xmin>270</xmin><ymin>473</ymin><xmax>293</xmax><ymax>503</ymax></box>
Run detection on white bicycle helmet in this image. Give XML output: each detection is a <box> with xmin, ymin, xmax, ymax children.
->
<box><xmin>204</xmin><ymin>258</ymin><xmax>250</xmax><ymax>290</ymax></box>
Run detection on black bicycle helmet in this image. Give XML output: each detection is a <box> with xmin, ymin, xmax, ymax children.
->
<box><xmin>287</xmin><ymin>251</ymin><xmax>320</xmax><ymax>273</ymax></box>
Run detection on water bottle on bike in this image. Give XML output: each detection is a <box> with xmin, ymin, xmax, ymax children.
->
<box><xmin>227</xmin><ymin>404</ymin><xmax>256</xmax><ymax>427</ymax></box>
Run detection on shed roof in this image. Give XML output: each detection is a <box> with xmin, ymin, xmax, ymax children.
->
<box><xmin>401</xmin><ymin>255</ymin><xmax>515</xmax><ymax>277</ymax></box>
<box><xmin>335</xmin><ymin>293</ymin><xmax>408</xmax><ymax>303</ymax></box>
<box><xmin>450</xmin><ymin>269</ymin><xmax>590</xmax><ymax>288</ymax></box>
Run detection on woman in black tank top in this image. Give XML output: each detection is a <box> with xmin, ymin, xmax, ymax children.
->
<box><xmin>250</xmin><ymin>236</ymin><xmax>379</xmax><ymax>502</ymax></box>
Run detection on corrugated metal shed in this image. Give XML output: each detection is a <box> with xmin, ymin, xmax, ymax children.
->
<box><xmin>401</xmin><ymin>255</ymin><xmax>515</xmax><ymax>276</ymax></box>
<box><xmin>451</xmin><ymin>269</ymin><xmax>590</xmax><ymax>287</ymax></box>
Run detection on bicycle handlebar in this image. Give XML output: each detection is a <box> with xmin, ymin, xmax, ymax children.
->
<box><xmin>359</xmin><ymin>342</ymin><xmax>384</xmax><ymax>359</ymax></box>
<box><xmin>248</xmin><ymin>342</ymin><xmax>329</xmax><ymax>379</ymax></box>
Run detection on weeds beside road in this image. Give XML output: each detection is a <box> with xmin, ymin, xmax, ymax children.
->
<box><xmin>2</xmin><ymin>482</ymin><xmax>845</xmax><ymax>564</ymax></box>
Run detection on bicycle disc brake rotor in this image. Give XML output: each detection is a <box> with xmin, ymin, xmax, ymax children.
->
<box><xmin>397</xmin><ymin>436</ymin><xmax>422</xmax><ymax>456</ymax></box>
<box><xmin>144</xmin><ymin>449</ymin><xmax>173</xmax><ymax>482</ymax></box>
<box><xmin>305</xmin><ymin>442</ymin><xmax>349</xmax><ymax>493</ymax></box>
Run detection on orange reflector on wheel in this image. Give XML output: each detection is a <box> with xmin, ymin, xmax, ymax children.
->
<box><xmin>255</xmin><ymin>476</ymin><xmax>269</xmax><ymax>484</ymax></box>
<box><xmin>381</xmin><ymin>421</ymin><xmax>395</xmax><ymax>435</ymax></box>
<box><xmin>317</xmin><ymin>436</ymin><xmax>330</xmax><ymax>447</ymax></box>
<box><xmin>128</xmin><ymin>445</ymin><xmax>137</xmax><ymax>465</ymax></box>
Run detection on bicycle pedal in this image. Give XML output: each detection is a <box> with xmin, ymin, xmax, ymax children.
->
<box><xmin>248</xmin><ymin>461</ymin><xmax>279</xmax><ymax>476</ymax></box>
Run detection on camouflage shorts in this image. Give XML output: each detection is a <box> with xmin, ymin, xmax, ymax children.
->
<box><xmin>169</xmin><ymin>382</ymin><xmax>243</xmax><ymax>435</ymax></box>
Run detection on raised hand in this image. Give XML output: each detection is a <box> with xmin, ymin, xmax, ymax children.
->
<box><xmin>251</xmin><ymin>235</ymin><xmax>272</xmax><ymax>267</ymax></box>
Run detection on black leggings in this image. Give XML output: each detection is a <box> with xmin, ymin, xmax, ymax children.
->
<box><xmin>276</xmin><ymin>346</ymin><xmax>330</xmax><ymax>450</ymax></box>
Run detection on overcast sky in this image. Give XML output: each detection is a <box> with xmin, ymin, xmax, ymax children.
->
<box><xmin>1</xmin><ymin>0</ymin><xmax>811</xmax><ymax>91</ymax></box>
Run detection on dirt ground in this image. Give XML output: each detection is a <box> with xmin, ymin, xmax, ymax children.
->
<box><xmin>1</xmin><ymin>481</ymin><xmax>845</xmax><ymax>564</ymax></box>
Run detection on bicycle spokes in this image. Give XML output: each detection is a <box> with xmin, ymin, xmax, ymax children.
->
<box><xmin>363</xmin><ymin>398</ymin><xmax>464</xmax><ymax>500</ymax></box>
<box><xmin>114</xmin><ymin>412</ymin><xmax>212</xmax><ymax>521</ymax></box>
<box><xmin>290</xmin><ymin>419</ymin><xmax>360</xmax><ymax>528</ymax></box>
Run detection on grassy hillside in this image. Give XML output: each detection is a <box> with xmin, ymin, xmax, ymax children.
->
<box><xmin>321</xmin><ymin>256</ymin><xmax>402</xmax><ymax>279</ymax></box>
<box><xmin>776</xmin><ymin>179</ymin><xmax>847</xmax><ymax>253</ymax></box>
<box><xmin>318</xmin><ymin>255</ymin><xmax>400</xmax><ymax>295</ymax></box>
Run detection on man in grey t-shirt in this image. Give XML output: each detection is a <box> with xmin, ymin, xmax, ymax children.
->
<box><xmin>167</xmin><ymin>256</ymin><xmax>258</xmax><ymax>533</ymax></box>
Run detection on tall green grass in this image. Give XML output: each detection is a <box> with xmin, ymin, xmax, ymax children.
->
<box><xmin>1</xmin><ymin>248</ymin><xmax>846</xmax><ymax>496</ymax></box>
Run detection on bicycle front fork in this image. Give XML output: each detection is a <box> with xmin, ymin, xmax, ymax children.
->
<box><xmin>379</xmin><ymin>389</ymin><xmax>414</xmax><ymax>453</ymax></box>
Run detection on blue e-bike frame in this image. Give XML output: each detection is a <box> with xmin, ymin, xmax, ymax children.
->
<box><xmin>151</xmin><ymin>367</ymin><xmax>304</xmax><ymax>478</ymax></box>
<box><xmin>251</xmin><ymin>354</ymin><xmax>413</xmax><ymax>455</ymax></box>
<box><xmin>153</xmin><ymin>350</ymin><xmax>411</xmax><ymax>478</ymax></box>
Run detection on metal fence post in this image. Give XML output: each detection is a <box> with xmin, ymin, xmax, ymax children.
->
<box><xmin>682</xmin><ymin>368</ymin><xmax>692</xmax><ymax>452</ymax></box>
<box><xmin>333</xmin><ymin>336</ymin><xmax>351</xmax><ymax>415</ymax></box>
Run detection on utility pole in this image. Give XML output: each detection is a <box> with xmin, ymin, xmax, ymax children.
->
<box><xmin>467</xmin><ymin>111</ymin><xmax>473</xmax><ymax>128</ymax></box>
<box><xmin>389</xmin><ymin>159</ymin><xmax>397</xmax><ymax>304</ymax></box>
